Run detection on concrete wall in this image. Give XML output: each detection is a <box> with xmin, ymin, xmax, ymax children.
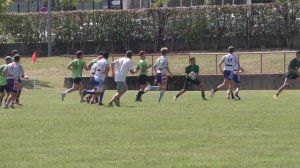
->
<box><xmin>64</xmin><ymin>74</ymin><xmax>300</xmax><ymax>91</ymax></box>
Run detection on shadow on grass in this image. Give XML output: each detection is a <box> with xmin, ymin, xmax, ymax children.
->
<box><xmin>22</xmin><ymin>79</ymin><xmax>53</xmax><ymax>89</ymax></box>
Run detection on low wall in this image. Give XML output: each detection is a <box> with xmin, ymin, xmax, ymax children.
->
<box><xmin>64</xmin><ymin>74</ymin><xmax>300</xmax><ymax>90</ymax></box>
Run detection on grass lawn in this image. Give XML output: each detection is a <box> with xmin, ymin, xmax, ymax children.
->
<box><xmin>0</xmin><ymin>89</ymin><xmax>299</xmax><ymax>168</ymax></box>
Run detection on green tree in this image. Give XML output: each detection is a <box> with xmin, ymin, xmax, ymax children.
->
<box><xmin>0</xmin><ymin>0</ymin><xmax>12</xmax><ymax>13</ymax></box>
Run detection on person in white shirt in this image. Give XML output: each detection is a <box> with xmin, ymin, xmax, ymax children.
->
<box><xmin>81</xmin><ymin>52</ymin><xmax>110</xmax><ymax>105</ymax></box>
<box><xmin>3</xmin><ymin>54</ymin><xmax>24</xmax><ymax>108</ymax></box>
<box><xmin>211</xmin><ymin>46</ymin><xmax>240</xmax><ymax>99</ymax></box>
<box><xmin>108</xmin><ymin>50</ymin><xmax>135</xmax><ymax>107</ymax></box>
<box><xmin>150</xmin><ymin>47</ymin><xmax>173</xmax><ymax>102</ymax></box>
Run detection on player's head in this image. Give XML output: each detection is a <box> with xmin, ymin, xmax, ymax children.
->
<box><xmin>5</xmin><ymin>56</ymin><xmax>12</xmax><ymax>64</ymax></box>
<box><xmin>296</xmin><ymin>50</ymin><xmax>300</xmax><ymax>61</ymax></box>
<box><xmin>189</xmin><ymin>57</ymin><xmax>196</xmax><ymax>65</ymax></box>
<box><xmin>126</xmin><ymin>50</ymin><xmax>133</xmax><ymax>59</ymax></box>
<box><xmin>102</xmin><ymin>52</ymin><xmax>109</xmax><ymax>59</ymax></box>
<box><xmin>11</xmin><ymin>50</ymin><xmax>19</xmax><ymax>57</ymax></box>
<box><xmin>97</xmin><ymin>51</ymin><xmax>103</xmax><ymax>59</ymax></box>
<box><xmin>160</xmin><ymin>47</ymin><xmax>168</xmax><ymax>55</ymax></box>
<box><xmin>139</xmin><ymin>51</ymin><xmax>146</xmax><ymax>60</ymax></box>
<box><xmin>13</xmin><ymin>54</ymin><xmax>20</xmax><ymax>63</ymax></box>
<box><xmin>228</xmin><ymin>46</ymin><xmax>235</xmax><ymax>54</ymax></box>
<box><xmin>75</xmin><ymin>50</ymin><xmax>83</xmax><ymax>59</ymax></box>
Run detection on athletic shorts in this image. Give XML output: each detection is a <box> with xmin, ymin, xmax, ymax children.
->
<box><xmin>116</xmin><ymin>82</ymin><xmax>127</xmax><ymax>93</ymax></box>
<box><xmin>138</xmin><ymin>75</ymin><xmax>149</xmax><ymax>85</ymax></box>
<box><xmin>233</xmin><ymin>74</ymin><xmax>240</xmax><ymax>84</ymax></box>
<box><xmin>224</xmin><ymin>70</ymin><xmax>233</xmax><ymax>80</ymax></box>
<box><xmin>94</xmin><ymin>79</ymin><xmax>105</xmax><ymax>92</ymax></box>
<box><xmin>183</xmin><ymin>77</ymin><xmax>201</xmax><ymax>90</ymax></box>
<box><xmin>89</xmin><ymin>77</ymin><xmax>96</xmax><ymax>87</ymax></box>
<box><xmin>73</xmin><ymin>77</ymin><xmax>82</xmax><ymax>85</ymax></box>
<box><xmin>0</xmin><ymin>85</ymin><xmax>9</xmax><ymax>93</ymax></box>
<box><xmin>7</xmin><ymin>79</ymin><xmax>19</xmax><ymax>93</ymax></box>
<box><xmin>287</xmin><ymin>74</ymin><xmax>299</xmax><ymax>80</ymax></box>
<box><xmin>156</xmin><ymin>73</ymin><xmax>167</xmax><ymax>84</ymax></box>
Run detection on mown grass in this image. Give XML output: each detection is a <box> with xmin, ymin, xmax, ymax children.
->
<box><xmin>0</xmin><ymin>90</ymin><xmax>299</xmax><ymax>168</ymax></box>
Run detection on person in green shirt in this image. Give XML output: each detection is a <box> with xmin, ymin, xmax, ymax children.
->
<box><xmin>0</xmin><ymin>56</ymin><xmax>12</xmax><ymax>106</ymax></box>
<box><xmin>274</xmin><ymin>50</ymin><xmax>300</xmax><ymax>98</ymax></box>
<box><xmin>62</xmin><ymin>51</ymin><xmax>88</xmax><ymax>101</ymax></box>
<box><xmin>173</xmin><ymin>57</ymin><xmax>207</xmax><ymax>101</ymax></box>
<box><xmin>134</xmin><ymin>51</ymin><xmax>152</xmax><ymax>102</ymax></box>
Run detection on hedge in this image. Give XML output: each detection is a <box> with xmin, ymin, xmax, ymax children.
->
<box><xmin>0</xmin><ymin>2</ymin><xmax>299</xmax><ymax>53</ymax></box>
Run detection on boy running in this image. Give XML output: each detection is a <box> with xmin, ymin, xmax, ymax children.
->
<box><xmin>0</xmin><ymin>56</ymin><xmax>12</xmax><ymax>106</ymax></box>
<box><xmin>81</xmin><ymin>52</ymin><xmax>110</xmax><ymax>105</ymax></box>
<box><xmin>173</xmin><ymin>57</ymin><xmax>207</xmax><ymax>101</ymax></box>
<box><xmin>228</xmin><ymin>64</ymin><xmax>245</xmax><ymax>100</ymax></box>
<box><xmin>152</xmin><ymin>47</ymin><xmax>173</xmax><ymax>102</ymax></box>
<box><xmin>61</xmin><ymin>50</ymin><xmax>88</xmax><ymax>101</ymax></box>
<box><xmin>3</xmin><ymin>55</ymin><xmax>24</xmax><ymax>108</ymax></box>
<box><xmin>108</xmin><ymin>50</ymin><xmax>135</xmax><ymax>107</ymax></box>
<box><xmin>211</xmin><ymin>46</ymin><xmax>240</xmax><ymax>98</ymax></box>
<box><xmin>274</xmin><ymin>50</ymin><xmax>300</xmax><ymax>98</ymax></box>
<box><xmin>134</xmin><ymin>51</ymin><xmax>152</xmax><ymax>102</ymax></box>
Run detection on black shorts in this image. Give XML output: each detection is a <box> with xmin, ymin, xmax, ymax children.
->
<box><xmin>138</xmin><ymin>75</ymin><xmax>149</xmax><ymax>85</ymax></box>
<box><xmin>183</xmin><ymin>77</ymin><xmax>201</xmax><ymax>90</ymax></box>
<box><xmin>0</xmin><ymin>85</ymin><xmax>9</xmax><ymax>93</ymax></box>
<box><xmin>73</xmin><ymin>77</ymin><xmax>82</xmax><ymax>85</ymax></box>
<box><xmin>287</xmin><ymin>74</ymin><xmax>299</xmax><ymax>80</ymax></box>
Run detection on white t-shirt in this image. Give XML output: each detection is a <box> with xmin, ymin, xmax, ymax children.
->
<box><xmin>154</xmin><ymin>55</ymin><xmax>169</xmax><ymax>74</ymax></box>
<box><xmin>5</xmin><ymin>62</ymin><xmax>24</xmax><ymax>80</ymax></box>
<box><xmin>92</xmin><ymin>58</ymin><xmax>109</xmax><ymax>82</ymax></box>
<box><xmin>222</xmin><ymin>54</ymin><xmax>239</xmax><ymax>71</ymax></box>
<box><xmin>113</xmin><ymin>57</ymin><xmax>134</xmax><ymax>82</ymax></box>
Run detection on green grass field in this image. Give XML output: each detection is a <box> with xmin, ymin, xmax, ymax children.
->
<box><xmin>0</xmin><ymin>89</ymin><xmax>299</xmax><ymax>168</ymax></box>
<box><xmin>0</xmin><ymin>52</ymin><xmax>299</xmax><ymax>167</ymax></box>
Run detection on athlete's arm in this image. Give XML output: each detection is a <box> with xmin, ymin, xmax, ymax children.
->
<box><xmin>83</xmin><ymin>64</ymin><xmax>88</xmax><ymax>71</ymax></box>
<box><xmin>289</xmin><ymin>65</ymin><xmax>300</xmax><ymax>76</ymax></box>
<box><xmin>104</xmin><ymin>65</ymin><xmax>110</xmax><ymax>77</ymax></box>
<box><xmin>218</xmin><ymin>56</ymin><xmax>225</xmax><ymax>74</ymax></box>
<box><xmin>67</xmin><ymin>62</ymin><xmax>73</xmax><ymax>71</ymax></box>
<box><xmin>166</xmin><ymin>67</ymin><xmax>173</xmax><ymax>77</ymax></box>
<box><xmin>239</xmin><ymin>66</ymin><xmax>245</xmax><ymax>73</ymax></box>
<box><xmin>111</xmin><ymin>62</ymin><xmax>115</xmax><ymax>77</ymax></box>
<box><xmin>87</xmin><ymin>60</ymin><xmax>95</xmax><ymax>70</ymax></box>
<box><xmin>134</xmin><ymin>64</ymin><xmax>140</xmax><ymax>74</ymax></box>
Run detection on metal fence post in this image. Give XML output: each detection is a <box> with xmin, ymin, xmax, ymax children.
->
<box><xmin>260</xmin><ymin>53</ymin><xmax>263</xmax><ymax>74</ymax></box>
<box><xmin>215</xmin><ymin>54</ymin><xmax>218</xmax><ymax>74</ymax></box>
<box><xmin>152</xmin><ymin>55</ymin><xmax>154</xmax><ymax>76</ymax></box>
<box><xmin>284</xmin><ymin>52</ymin><xmax>286</xmax><ymax>73</ymax></box>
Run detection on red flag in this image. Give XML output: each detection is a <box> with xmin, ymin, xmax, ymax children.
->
<box><xmin>32</xmin><ymin>51</ymin><xmax>37</xmax><ymax>64</ymax></box>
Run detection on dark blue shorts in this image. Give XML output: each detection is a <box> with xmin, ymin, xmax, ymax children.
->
<box><xmin>7</xmin><ymin>79</ymin><xmax>19</xmax><ymax>93</ymax></box>
<box><xmin>73</xmin><ymin>78</ymin><xmax>82</xmax><ymax>85</ymax></box>
<box><xmin>0</xmin><ymin>85</ymin><xmax>9</xmax><ymax>93</ymax></box>
<box><xmin>224</xmin><ymin>70</ymin><xmax>233</xmax><ymax>80</ymax></box>
<box><xmin>156</xmin><ymin>73</ymin><xmax>167</xmax><ymax>84</ymax></box>
<box><xmin>233</xmin><ymin>74</ymin><xmax>240</xmax><ymax>84</ymax></box>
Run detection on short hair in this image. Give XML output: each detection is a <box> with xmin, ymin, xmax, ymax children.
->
<box><xmin>126</xmin><ymin>50</ymin><xmax>133</xmax><ymax>58</ymax></box>
<box><xmin>139</xmin><ymin>51</ymin><xmax>145</xmax><ymax>56</ymax></box>
<box><xmin>102</xmin><ymin>52</ymin><xmax>109</xmax><ymax>59</ymax></box>
<box><xmin>160</xmin><ymin>47</ymin><xmax>168</xmax><ymax>55</ymax></box>
<box><xmin>296</xmin><ymin>50</ymin><xmax>300</xmax><ymax>55</ymax></box>
<box><xmin>5</xmin><ymin>56</ymin><xmax>12</xmax><ymax>60</ymax></box>
<box><xmin>11</xmin><ymin>50</ymin><xmax>19</xmax><ymax>57</ymax></box>
<box><xmin>189</xmin><ymin>57</ymin><xmax>196</xmax><ymax>61</ymax></box>
<box><xmin>14</xmin><ymin>54</ymin><xmax>20</xmax><ymax>62</ymax></box>
<box><xmin>75</xmin><ymin>50</ymin><xmax>83</xmax><ymax>58</ymax></box>
<box><xmin>97</xmin><ymin>51</ymin><xmax>103</xmax><ymax>55</ymax></box>
<box><xmin>228</xmin><ymin>46</ymin><xmax>235</xmax><ymax>53</ymax></box>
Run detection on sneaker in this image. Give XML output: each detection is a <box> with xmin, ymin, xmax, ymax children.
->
<box><xmin>173</xmin><ymin>96</ymin><xmax>177</xmax><ymax>101</ymax></box>
<box><xmin>61</xmin><ymin>93</ymin><xmax>66</xmax><ymax>101</ymax></box>
<box><xmin>108</xmin><ymin>102</ymin><xmax>113</xmax><ymax>107</ymax></box>
<box><xmin>135</xmin><ymin>98</ymin><xmax>142</xmax><ymax>102</ymax></box>
<box><xmin>202</xmin><ymin>97</ymin><xmax>208</xmax><ymax>100</ymax></box>
<box><xmin>98</xmin><ymin>102</ymin><xmax>104</xmax><ymax>106</ymax></box>
<box><xmin>4</xmin><ymin>104</ymin><xmax>8</xmax><ymax>109</ymax></box>
<box><xmin>114</xmin><ymin>100</ymin><xmax>120</xmax><ymax>107</ymax></box>
<box><xmin>10</xmin><ymin>104</ymin><xmax>15</xmax><ymax>109</ymax></box>
<box><xmin>273</xmin><ymin>94</ymin><xmax>278</xmax><ymax>99</ymax></box>
<box><xmin>235</xmin><ymin>95</ymin><xmax>241</xmax><ymax>100</ymax></box>
<box><xmin>211</xmin><ymin>89</ymin><xmax>215</xmax><ymax>98</ymax></box>
<box><xmin>80</xmin><ymin>90</ymin><xmax>87</xmax><ymax>103</ymax></box>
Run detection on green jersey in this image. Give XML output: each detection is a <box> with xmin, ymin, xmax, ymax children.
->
<box><xmin>185</xmin><ymin>64</ymin><xmax>199</xmax><ymax>74</ymax></box>
<box><xmin>287</xmin><ymin>58</ymin><xmax>300</xmax><ymax>78</ymax></box>
<box><xmin>70</xmin><ymin>59</ymin><xmax>86</xmax><ymax>78</ymax></box>
<box><xmin>0</xmin><ymin>64</ymin><xmax>7</xmax><ymax>86</ymax></box>
<box><xmin>137</xmin><ymin>60</ymin><xmax>148</xmax><ymax>76</ymax></box>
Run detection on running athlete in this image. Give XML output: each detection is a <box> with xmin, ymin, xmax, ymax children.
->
<box><xmin>228</xmin><ymin>64</ymin><xmax>245</xmax><ymax>100</ymax></box>
<box><xmin>274</xmin><ymin>50</ymin><xmax>300</xmax><ymax>98</ymax></box>
<box><xmin>211</xmin><ymin>46</ymin><xmax>240</xmax><ymax>98</ymax></box>
<box><xmin>81</xmin><ymin>52</ymin><xmax>110</xmax><ymax>105</ymax></box>
<box><xmin>134</xmin><ymin>51</ymin><xmax>152</xmax><ymax>102</ymax></box>
<box><xmin>61</xmin><ymin>51</ymin><xmax>88</xmax><ymax>101</ymax></box>
<box><xmin>152</xmin><ymin>47</ymin><xmax>173</xmax><ymax>102</ymax></box>
<box><xmin>173</xmin><ymin>57</ymin><xmax>208</xmax><ymax>101</ymax></box>
<box><xmin>0</xmin><ymin>56</ymin><xmax>12</xmax><ymax>106</ymax></box>
<box><xmin>3</xmin><ymin>55</ymin><xmax>24</xmax><ymax>108</ymax></box>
